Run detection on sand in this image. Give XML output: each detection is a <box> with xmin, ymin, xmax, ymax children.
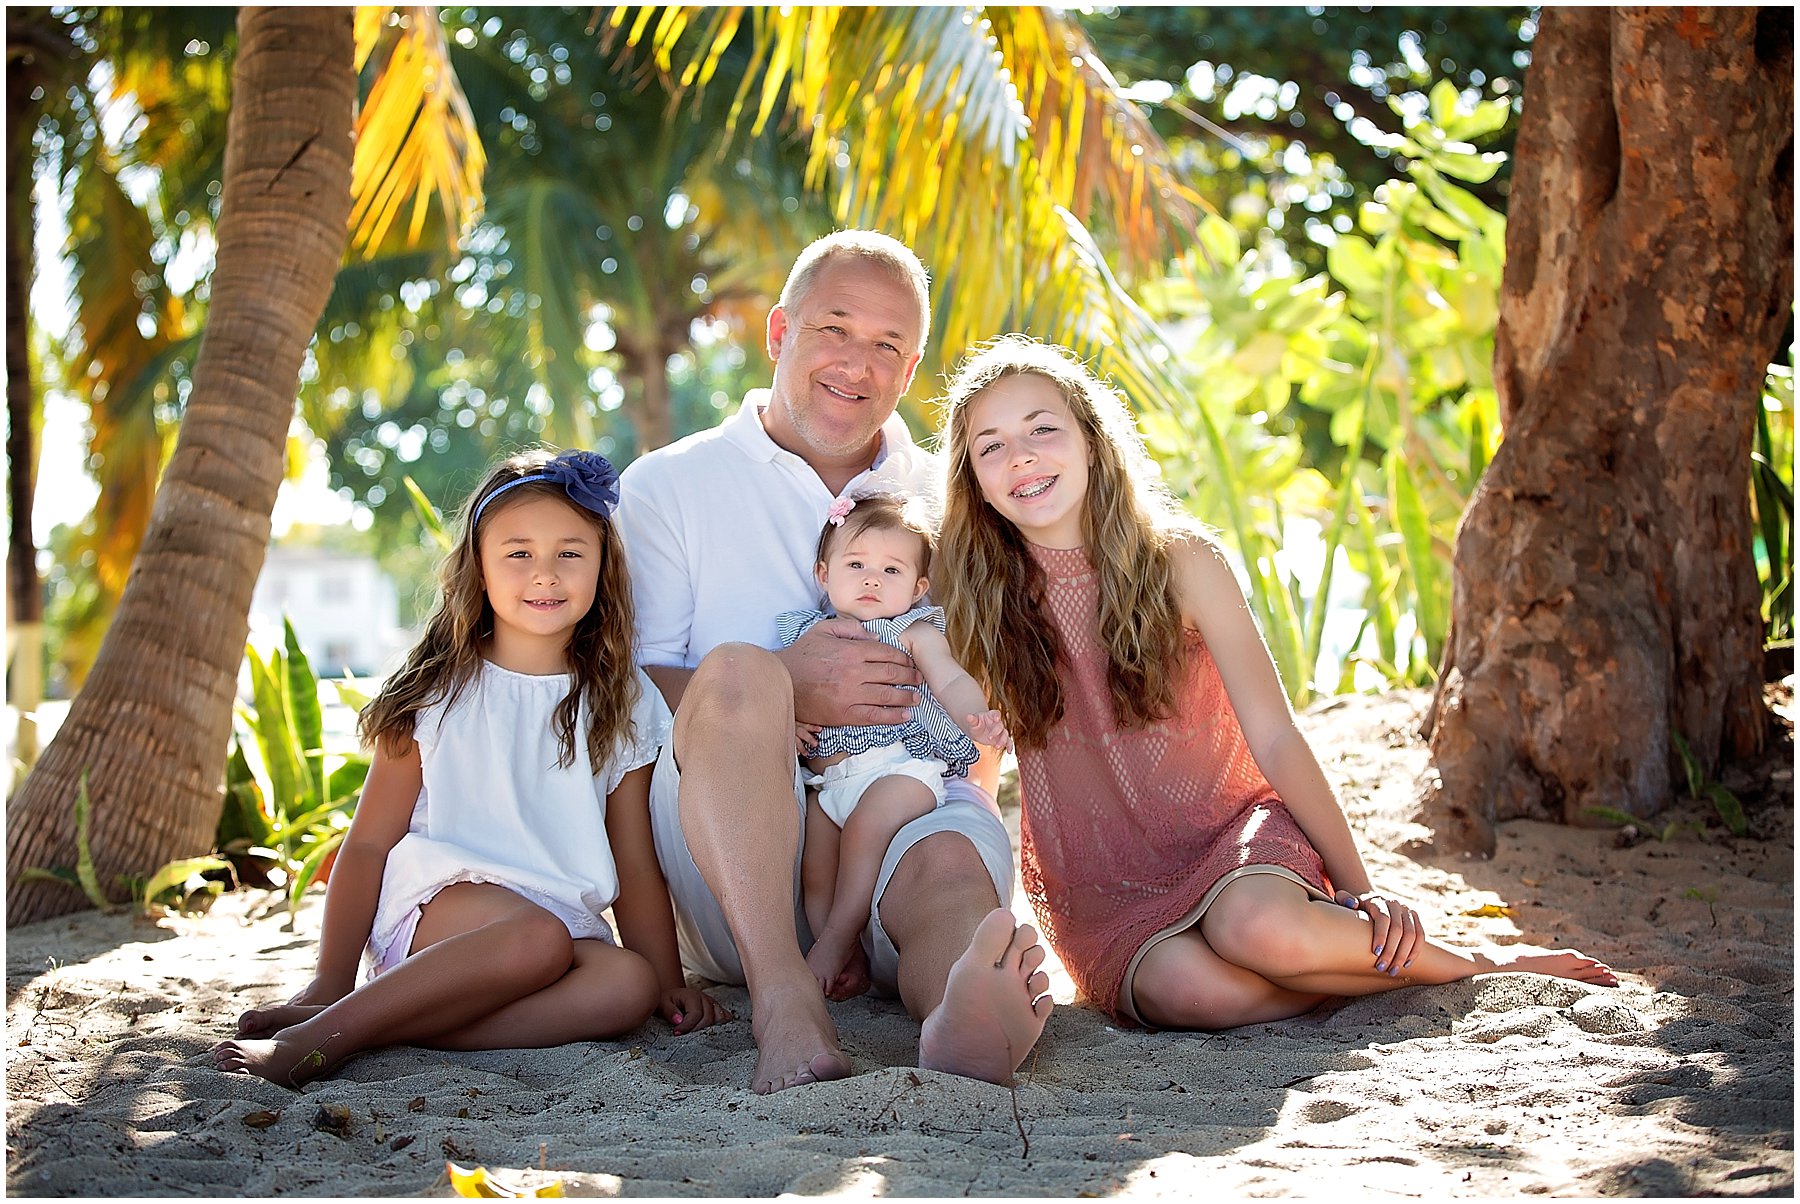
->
<box><xmin>6</xmin><ymin>689</ymin><xmax>1793</xmax><ymax>1197</ymax></box>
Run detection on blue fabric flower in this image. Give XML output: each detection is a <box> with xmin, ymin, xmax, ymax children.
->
<box><xmin>472</xmin><ymin>450</ymin><xmax>621</xmax><ymax>526</ymax></box>
<box><xmin>542</xmin><ymin>450</ymin><xmax>620</xmax><ymax>517</ymax></box>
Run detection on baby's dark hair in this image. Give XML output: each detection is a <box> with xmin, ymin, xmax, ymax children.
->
<box><xmin>814</xmin><ymin>492</ymin><xmax>935</xmax><ymax>578</ymax></box>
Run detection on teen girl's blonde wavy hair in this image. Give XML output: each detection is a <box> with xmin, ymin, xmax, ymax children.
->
<box><xmin>359</xmin><ymin>448</ymin><xmax>639</xmax><ymax>770</ymax></box>
<box><xmin>936</xmin><ymin>336</ymin><xmax>1198</xmax><ymax>749</ymax></box>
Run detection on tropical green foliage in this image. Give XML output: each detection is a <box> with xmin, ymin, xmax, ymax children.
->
<box><xmin>1079</xmin><ymin>7</ymin><xmax>1536</xmax><ymax>275</ymax></box>
<box><xmin>1142</xmin><ymin>82</ymin><xmax>1509</xmax><ymax>703</ymax></box>
<box><xmin>1754</xmin><ymin>358</ymin><xmax>1794</xmax><ymax>643</ymax></box>
<box><xmin>221</xmin><ymin>619</ymin><xmax>371</xmax><ymax>926</ymax></box>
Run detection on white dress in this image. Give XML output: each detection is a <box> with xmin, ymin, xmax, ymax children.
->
<box><xmin>365</xmin><ymin>661</ymin><xmax>672</xmax><ymax>977</ymax></box>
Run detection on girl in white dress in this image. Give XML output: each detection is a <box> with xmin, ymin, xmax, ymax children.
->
<box><xmin>215</xmin><ymin>449</ymin><xmax>730</xmax><ymax>1088</ymax></box>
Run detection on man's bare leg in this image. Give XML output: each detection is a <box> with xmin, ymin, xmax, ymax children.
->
<box><xmin>877</xmin><ymin>832</ymin><xmax>1053</xmax><ymax>1084</ymax></box>
<box><xmin>675</xmin><ymin>645</ymin><xmax>851</xmax><ymax>1094</ymax></box>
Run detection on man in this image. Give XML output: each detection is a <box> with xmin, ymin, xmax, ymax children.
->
<box><xmin>615</xmin><ymin>230</ymin><xmax>1053</xmax><ymax>1094</ymax></box>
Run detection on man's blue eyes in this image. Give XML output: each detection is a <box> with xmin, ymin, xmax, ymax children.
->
<box><xmin>819</xmin><ymin>325</ymin><xmax>901</xmax><ymax>354</ymax></box>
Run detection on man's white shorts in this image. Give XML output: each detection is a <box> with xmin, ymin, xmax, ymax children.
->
<box><xmin>646</xmin><ymin>736</ymin><xmax>1013</xmax><ymax>992</ymax></box>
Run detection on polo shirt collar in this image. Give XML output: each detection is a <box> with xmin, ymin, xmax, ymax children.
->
<box><xmin>724</xmin><ymin>387</ymin><xmax>908</xmax><ymax>472</ymax></box>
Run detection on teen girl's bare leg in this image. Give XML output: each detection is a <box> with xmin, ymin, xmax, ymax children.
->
<box><xmin>213</xmin><ymin>883</ymin><xmax>657</xmax><ymax>1088</ymax></box>
<box><xmin>1134</xmin><ymin>874</ymin><xmax>1617</xmax><ymax>1029</ymax></box>
<box><xmin>675</xmin><ymin>645</ymin><xmax>851</xmax><ymax>1094</ymax></box>
<box><xmin>804</xmin><ymin>775</ymin><xmax>935</xmax><ymax>996</ymax></box>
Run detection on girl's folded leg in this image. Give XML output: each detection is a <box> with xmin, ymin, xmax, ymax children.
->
<box><xmin>213</xmin><ymin>883</ymin><xmax>585</xmax><ymax>1088</ymax></box>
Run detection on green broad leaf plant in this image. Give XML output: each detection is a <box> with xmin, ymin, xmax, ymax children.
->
<box><xmin>220</xmin><ymin>617</ymin><xmax>372</xmax><ymax>929</ymax></box>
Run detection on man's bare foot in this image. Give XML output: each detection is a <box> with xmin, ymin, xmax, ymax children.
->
<box><xmin>212</xmin><ymin>1030</ymin><xmax>344</xmax><ymax>1090</ymax></box>
<box><xmin>750</xmin><ymin>980</ymin><xmax>853</xmax><ymax>1094</ymax></box>
<box><xmin>919</xmin><ymin>909</ymin><xmax>1053</xmax><ymax>1085</ymax></box>
<box><xmin>237</xmin><ymin>1003</ymin><xmax>326</xmax><ymax>1038</ymax></box>
<box><xmin>1489</xmin><ymin>946</ymin><xmax>1620</xmax><ymax>987</ymax></box>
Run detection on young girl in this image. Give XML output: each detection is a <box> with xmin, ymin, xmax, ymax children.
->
<box><xmin>214</xmin><ymin>449</ymin><xmax>730</xmax><ymax>1088</ymax></box>
<box><xmin>778</xmin><ymin>492</ymin><xmax>1011</xmax><ymax>999</ymax></box>
<box><xmin>935</xmin><ymin>336</ymin><xmax>1617</xmax><ymax>1031</ymax></box>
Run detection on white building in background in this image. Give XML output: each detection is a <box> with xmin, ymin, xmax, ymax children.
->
<box><xmin>248</xmin><ymin>548</ymin><xmax>411</xmax><ymax>680</ymax></box>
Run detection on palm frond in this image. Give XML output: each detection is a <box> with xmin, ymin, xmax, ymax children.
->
<box><xmin>351</xmin><ymin>5</ymin><xmax>487</xmax><ymax>254</ymax></box>
<box><xmin>606</xmin><ymin>5</ymin><xmax>1202</xmax><ymax>413</ymax></box>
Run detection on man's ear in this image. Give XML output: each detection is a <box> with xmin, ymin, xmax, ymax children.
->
<box><xmin>898</xmin><ymin>349</ymin><xmax>923</xmax><ymax>395</ymax></box>
<box><xmin>767</xmin><ymin>305</ymin><xmax>789</xmax><ymax>362</ymax></box>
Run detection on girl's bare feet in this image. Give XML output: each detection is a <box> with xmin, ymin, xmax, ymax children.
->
<box><xmin>1486</xmin><ymin>946</ymin><xmax>1620</xmax><ymax>987</ymax></box>
<box><xmin>212</xmin><ymin>1029</ymin><xmax>346</xmax><ymax>1090</ymax></box>
<box><xmin>236</xmin><ymin>1003</ymin><xmax>327</xmax><ymax>1038</ymax></box>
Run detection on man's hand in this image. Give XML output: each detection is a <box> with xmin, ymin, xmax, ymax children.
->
<box><xmin>778</xmin><ymin>618</ymin><xmax>921</xmax><ymax>728</ymax></box>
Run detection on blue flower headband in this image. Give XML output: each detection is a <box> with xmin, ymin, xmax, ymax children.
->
<box><xmin>472</xmin><ymin>450</ymin><xmax>621</xmax><ymax>527</ymax></box>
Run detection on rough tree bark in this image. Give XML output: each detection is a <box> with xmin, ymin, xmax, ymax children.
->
<box><xmin>6</xmin><ymin>7</ymin><xmax>355</xmax><ymax>924</ymax></box>
<box><xmin>1419</xmin><ymin>7</ymin><xmax>1793</xmax><ymax>856</ymax></box>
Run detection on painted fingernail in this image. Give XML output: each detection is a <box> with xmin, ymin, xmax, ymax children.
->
<box><xmin>1373</xmin><ymin>944</ymin><xmax>1384</xmax><ymax>956</ymax></box>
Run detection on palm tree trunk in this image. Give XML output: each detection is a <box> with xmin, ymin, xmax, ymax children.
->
<box><xmin>1418</xmin><ymin>8</ymin><xmax>1792</xmax><ymax>855</ymax></box>
<box><xmin>8</xmin><ymin>89</ymin><xmax>44</xmax><ymax>777</ymax></box>
<box><xmin>6</xmin><ymin>10</ymin><xmax>67</xmax><ymax>778</ymax></box>
<box><xmin>6</xmin><ymin>7</ymin><xmax>355</xmax><ymax>924</ymax></box>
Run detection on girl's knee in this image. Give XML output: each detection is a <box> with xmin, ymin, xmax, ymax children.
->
<box><xmin>492</xmin><ymin>908</ymin><xmax>576</xmax><ymax>985</ymax></box>
<box><xmin>582</xmin><ymin>950</ymin><xmax>660</xmax><ymax>1039</ymax></box>
<box><xmin>1200</xmin><ymin>888</ymin><xmax>1317</xmax><ymax>974</ymax></box>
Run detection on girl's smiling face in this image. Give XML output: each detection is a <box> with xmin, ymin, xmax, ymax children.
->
<box><xmin>478</xmin><ymin>493</ymin><xmax>603</xmax><ymax>669</ymax></box>
<box><xmin>965</xmin><ymin>373</ymin><xmax>1091</xmax><ymax>549</ymax></box>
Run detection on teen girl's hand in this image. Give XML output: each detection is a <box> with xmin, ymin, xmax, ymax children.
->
<box><xmin>662</xmin><ymin>986</ymin><xmax>734</xmax><ymax>1034</ymax></box>
<box><xmin>1336</xmin><ymin>890</ymin><xmax>1426</xmax><ymax>976</ymax></box>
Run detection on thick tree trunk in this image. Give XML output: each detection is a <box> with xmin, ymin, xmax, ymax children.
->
<box><xmin>1418</xmin><ymin>8</ymin><xmax>1793</xmax><ymax>856</ymax></box>
<box><xmin>6</xmin><ymin>7</ymin><xmax>355</xmax><ymax>924</ymax></box>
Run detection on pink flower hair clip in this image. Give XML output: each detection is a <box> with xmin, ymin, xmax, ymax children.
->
<box><xmin>826</xmin><ymin>496</ymin><xmax>856</xmax><ymax>526</ymax></box>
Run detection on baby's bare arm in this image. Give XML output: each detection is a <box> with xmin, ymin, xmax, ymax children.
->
<box><xmin>903</xmin><ymin>625</ymin><xmax>1012</xmax><ymax>750</ymax></box>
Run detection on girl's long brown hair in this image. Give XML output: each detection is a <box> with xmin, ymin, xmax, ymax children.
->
<box><xmin>358</xmin><ymin>449</ymin><xmax>639</xmax><ymax>771</ymax></box>
<box><xmin>936</xmin><ymin>336</ymin><xmax>1198</xmax><ymax>749</ymax></box>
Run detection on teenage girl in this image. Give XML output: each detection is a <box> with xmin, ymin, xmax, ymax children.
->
<box><xmin>215</xmin><ymin>449</ymin><xmax>729</xmax><ymax>1087</ymax></box>
<box><xmin>935</xmin><ymin>336</ymin><xmax>1617</xmax><ymax>1030</ymax></box>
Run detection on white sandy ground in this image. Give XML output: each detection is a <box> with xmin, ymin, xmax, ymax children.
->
<box><xmin>5</xmin><ymin>690</ymin><xmax>1793</xmax><ymax>1198</ymax></box>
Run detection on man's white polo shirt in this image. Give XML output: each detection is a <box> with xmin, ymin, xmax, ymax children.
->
<box><xmin>615</xmin><ymin>388</ymin><xmax>945</xmax><ymax>671</ymax></box>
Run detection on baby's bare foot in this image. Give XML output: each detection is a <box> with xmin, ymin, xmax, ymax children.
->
<box><xmin>825</xmin><ymin>945</ymin><xmax>872</xmax><ymax>1002</ymax></box>
<box><xmin>236</xmin><ymin>1003</ymin><xmax>326</xmax><ymax>1038</ymax></box>
<box><xmin>750</xmin><ymin>981</ymin><xmax>852</xmax><ymax>1095</ymax></box>
<box><xmin>804</xmin><ymin>932</ymin><xmax>853</xmax><ymax>997</ymax></box>
<box><xmin>212</xmin><ymin>1031</ymin><xmax>341</xmax><ymax>1090</ymax></box>
<box><xmin>919</xmin><ymin>909</ymin><xmax>1053</xmax><ymax>1085</ymax></box>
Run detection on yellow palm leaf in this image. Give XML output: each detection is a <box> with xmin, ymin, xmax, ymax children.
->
<box><xmin>349</xmin><ymin>5</ymin><xmax>486</xmax><ymax>254</ymax></box>
<box><xmin>607</xmin><ymin>5</ymin><xmax>1204</xmax><ymax>414</ymax></box>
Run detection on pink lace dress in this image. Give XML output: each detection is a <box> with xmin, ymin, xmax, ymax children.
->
<box><xmin>1017</xmin><ymin>543</ymin><xmax>1332</xmax><ymax>1025</ymax></box>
